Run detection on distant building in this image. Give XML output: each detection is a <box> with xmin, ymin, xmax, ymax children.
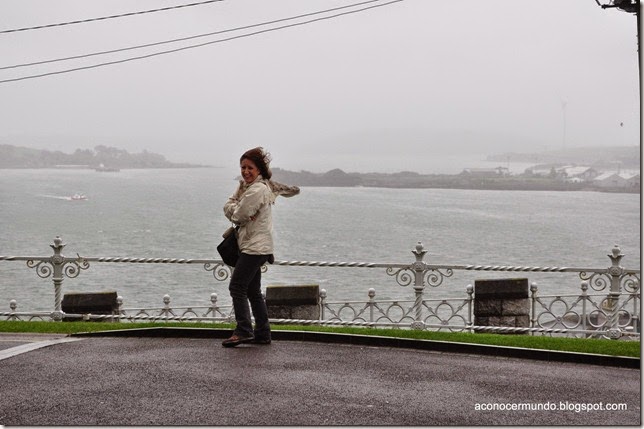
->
<box><xmin>593</xmin><ymin>172</ymin><xmax>639</xmax><ymax>189</ymax></box>
<box><xmin>560</xmin><ymin>166</ymin><xmax>599</xmax><ymax>181</ymax></box>
<box><xmin>525</xmin><ymin>167</ymin><xmax>556</xmax><ymax>177</ymax></box>
<box><xmin>525</xmin><ymin>165</ymin><xmax>599</xmax><ymax>182</ymax></box>
<box><xmin>622</xmin><ymin>172</ymin><xmax>640</xmax><ymax>189</ymax></box>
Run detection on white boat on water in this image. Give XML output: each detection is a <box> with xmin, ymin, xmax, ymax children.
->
<box><xmin>70</xmin><ymin>194</ymin><xmax>87</xmax><ymax>201</ymax></box>
<box><xmin>95</xmin><ymin>163</ymin><xmax>120</xmax><ymax>172</ymax></box>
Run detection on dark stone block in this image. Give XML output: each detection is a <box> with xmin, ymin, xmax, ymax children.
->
<box><xmin>474</xmin><ymin>300</ymin><xmax>502</xmax><ymax>316</ymax></box>
<box><xmin>474</xmin><ymin>316</ymin><xmax>489</xmax><ymax>326</ymax></box>
<box><xmin>62</xmin><ymin>291</ymin><xmax>118</xmax><ymax>321</ymax></box>
<box><xmin>474</xmin><ymin>278</ymin><xmax>529</xmax><ymax>299</ymax></box>
<box><xmin>266</xmin><ymin>304</ymin><xmax>321</xmax><ymax>320</ymax></box>
<box><xmin>474</xmin><ymin>279</ymin><xmax>530</xmax><ymax>334</ymax></box>
<box><xmin>267</xmin><ymin>305</ymin><xmax>292</xmax><ymax>319</ymax></box>
<box><xmin>502</xmin><ymin>298</ymin><xmax>530</xmax><ymax>316</ymax></box>
<box><xmin>516</xmin><ymin>315</ymin><xmax>531</xmax><ymax>328</ymax></box>
<box><xmin>266</xmin><ymin>285</ymin><xmax>320</xmax><ymax>321</ymax></box>
<box><xmin>265</xmin><ymin>285</ymin><xmax>320</xmax><ymax>306</ymax></box>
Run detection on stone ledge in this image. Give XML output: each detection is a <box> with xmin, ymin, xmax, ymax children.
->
<box><xmin>474</xmin><ymin>278</ymin><xmax>529</xmax><ymax>298</ymax></box>
<box><xmin>62</xmin><ymin>291</ymin><xmax>118</xmax><ymax>321</ymax></box>
<box><xmin>265</xmin><ymin>285</ymin><xmax>319</xmax><ymax>306</ymax></box>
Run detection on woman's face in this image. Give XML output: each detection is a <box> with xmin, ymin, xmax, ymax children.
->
<box><xmin>240</xmin><ymin>158</ymin><xmax>260</xmax><ymax>184</ymax></box>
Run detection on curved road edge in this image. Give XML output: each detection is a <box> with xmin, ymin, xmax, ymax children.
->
<box><xmin>71</xmin><ymin>327</ymin><xmax>640</xmax><ymax>369</ymax></box>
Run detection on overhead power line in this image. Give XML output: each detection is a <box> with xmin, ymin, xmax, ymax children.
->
<box><xmin>0</xmin><ymin>0</ymin><xmax>385</xmax><ymax>71</ymax></box>
<box><xmin>0</xmin><ymin>0</ymin><xmax>224</xmax><ymax>34</ymax></box>
<box><xmin>0</xmin><ymin>0</ymin><xmax>404</xmax><ymax>84</ymax></box>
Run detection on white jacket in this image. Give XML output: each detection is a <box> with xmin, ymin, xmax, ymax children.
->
<box><xmin>223</xmin><ymin>177</ymin><xmax>274</xmax><ymax>255</ymax></box>
<box><xmin>223</xmin><ymin>176</ymin><xmax>300</xmax><ymax>255</ymax></box>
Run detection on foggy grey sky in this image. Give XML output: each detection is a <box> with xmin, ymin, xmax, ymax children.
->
<box><xmin>0</xmin><ymin>0</ymin><xmax>640</xmax><ymax>173</ymax></box>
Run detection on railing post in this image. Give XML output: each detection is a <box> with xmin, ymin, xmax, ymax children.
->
<box><xmin>605</xmin><ymin>245</ymin><xmax>625</xmax><ymax>339</ymax></box>
<box><xmin>9</xmin><ymin>300</ymin><xmax>18</xmax><ymax>321</ymax></box>
<box><xmin>580</xmin><ymin>281</ymin><xmax>589</xmax><ymax>336</ymax></box>
<box><xmin>207</xmin><ymin>293</ymin><xmax>218</xmax><ymax>319</ymax></box>
<box><xmin>319</xmin><ymin>289</ymin><xmax>327</xmax><ymax>321</ymax></box>
<box><xmin>368</xmin><ymin>288</ymin><xmax>376</xmax><ymax>323</ymax></box>
<box><xmin>410</xmin><ymin>242</ymin><xmax>427</xmax><ymax>330</ymax></box>
<box><xmin>161</xmin><ymin>294</ymin><xmax>172</xmax><ymax>319</ymax></box>
<box><xmin>24</xmin><ymin>236</ymin><xmax>89</xmax><ymax>321</ymax></box>
<box><xmin>530</xmin><ymin>282</ymin><xmax>538</xmax><ymax>336</ymax></box>
<box><xmin>116</xmin><ymin>295</ymin><xmax>125</xmax><ymax>320</ymax></box>
<box><xmin>632</xmin><ymin>281</ymin><xmax>640</xmax><ymax>333</ymax></box>
<box><xmin>466</xmin><ymin>284</ymin><xmax>473</xmax><ymax>333</ymax></box>
<box><xmin>50</xmin><ymin>237</ymin><xmax>66</xmax><ymax>321</ymax></box>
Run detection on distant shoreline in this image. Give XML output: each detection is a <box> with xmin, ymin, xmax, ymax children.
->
<box><xmin>2</xmin><ymin>143</ymin><xmax>638</xmax><ymax>194</ymax></box>
<box><xmin>0</xmin><ymin>144</ymin><xmax>211</xmax><ymax>169</ymax></box>
<box><xmin>271</xmin><ymin>168</ymin><xmax>640</xmax><ymax>194</ymax></box>
<box><xmin>0</xmin><ymin>165</ymin><xmax>215</xmax><ymax>170</ymax></box>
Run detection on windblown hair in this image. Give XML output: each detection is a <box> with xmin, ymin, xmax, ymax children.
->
<box><xmin>240</xmin><ymin>147</ymin><xmax>272</xmax><ymax>180</ymax></box>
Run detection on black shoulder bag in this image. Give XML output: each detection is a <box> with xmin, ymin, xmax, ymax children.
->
<box><xmin>217</xmin><ymin>225</ymin><xmax>240</xmax><ymax>267</ymax></box>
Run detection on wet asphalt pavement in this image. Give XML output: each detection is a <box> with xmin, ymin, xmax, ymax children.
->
<box><xmin>0</xmin><ymin>330</ymin><xmax>640</xmax><ymax>426</ymax></box>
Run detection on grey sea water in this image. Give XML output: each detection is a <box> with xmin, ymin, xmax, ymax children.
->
<box><xmin>0</xmin><ymin>167</ymin><xmax>640</xmax><ymax>311</ymax></box>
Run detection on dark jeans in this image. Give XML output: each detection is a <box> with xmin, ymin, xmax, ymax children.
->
<box><xmin>229</xmin><ymin>253</ymin><xmax>271</xmax><ymax>339</ymax></box>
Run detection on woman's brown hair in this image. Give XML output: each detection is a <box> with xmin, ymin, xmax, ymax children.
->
<box><xmin>240</xmin><ymin>147</ymin><xmax>272</xmax><ymax>180</ymax></box>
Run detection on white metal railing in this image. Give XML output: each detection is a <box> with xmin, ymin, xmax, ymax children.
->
<box><xmin>0</xmin><ymin>237</ymin><xmax>640</xmax><ymax>340</ymax></box>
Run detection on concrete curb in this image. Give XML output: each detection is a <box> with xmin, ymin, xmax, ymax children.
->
<box><xmin>71</xmin><ymin>327</ymin><xmax>640</xmax><ymax>369</ymax></box>
<box><xmin>0</xmin><ymin>337</ymin><xmax>82</xmax><ymax>361</ymax></box>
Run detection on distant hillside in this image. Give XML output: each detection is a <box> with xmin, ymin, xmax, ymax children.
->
<box><xmin>256</xmin><ymin>146</ymin><xmax>641</xmax><ymax>193</ymax></box>
<box><xmin>271</xmin><ymin>164</ymin><xmax>639</xmax><ymax>193</ymax></box>
<box><xmin>271</xmin><ymin>168</ymin><xmax>362</xmax><ymax>187</ymax></box>
<box><xmin>0</xmin><ymin>144</ymin><xmax>208</xmax><ymax>169</ymax></box>
<box><xmin>487</xmin><ymin>146</ymin><xmax>640</xmax><ymax>170</ymax></box>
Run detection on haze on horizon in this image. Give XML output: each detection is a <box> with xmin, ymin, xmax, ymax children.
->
<box><xmin>0</xmin><ymin>0</ymin><xmax>640</xmax><ymax>174</ymax></box>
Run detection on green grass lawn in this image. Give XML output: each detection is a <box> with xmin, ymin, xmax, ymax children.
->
<box><xmin>0</xmin><ymin>320</ymin><xmax>639</xmax><ymax>358</ymax></box>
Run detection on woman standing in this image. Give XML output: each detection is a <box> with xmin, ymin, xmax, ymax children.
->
<box><xmin>222</xmin><ymin>147</ymin><xmax>299</xmax><ymax>347</ymax></box>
